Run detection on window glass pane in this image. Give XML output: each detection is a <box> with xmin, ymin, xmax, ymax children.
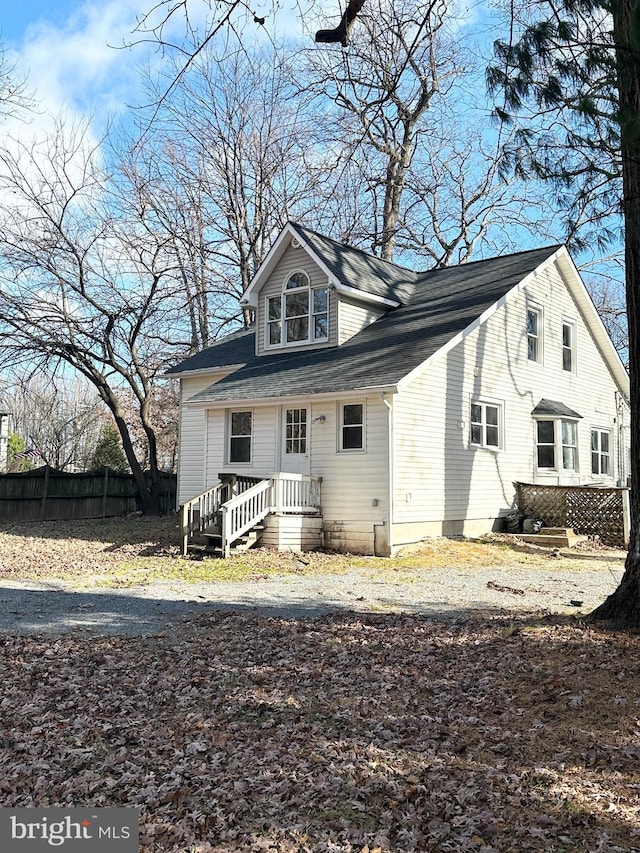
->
<box><xmin>285</xmin><ymin>292</ymin><xmax>308</xmax><ymax>317</ymax></box>
<box><xmin>563</xmin><ymin>447</ymin><xmax>576</xmax><ymax>470</ymax></box>
<box><xmin>286</xmin><ymin>316</ymin><xmax>308</xmax><ymax>342</ymax></box>
<box><xmin>231</xmin><ymin>412</ymin><xmax>251</xmax><ymax>435</ymax></box>
<box><xmin>601</xmin><ymin>432</ymin><xmax>610</xmax><ymax>453</ymax></box>
<box><xmin>527</xmin><ymin>310</ymin><xmax>538</xmax><ymax>335</ymax></box>
<box><xmin>268</xmin><ymin>297</ymin><xmax>281</xmax><ymax>320</ymax></box>
<box><xmin>286</xmin><ymin>272</ymin><xmax>308</xmax><ymax>289</ymax></box>
<box><xmin>230</xmin><ymin>437</ymin><xmax>251</xmax><ymax>463</ymax></box>
<box><xmin>538</xmin><ymin>446</ymin><xmax>555</xmax><ymax>468</ymax></box>
<box><xmin>471</xmin><ymin>403</ymin><xmax>482</xmax><ymax>424</ymax></box>
<box><xmin>562</xmin><ymin>421</ymin><xmax>576</xmax><ymax>445</ymax></box>
<box><xmin>471</xmin><ymin>424</ymin><xmax>482</xmax><ymax>445</ymax></box>
<box><xmin>268</xmin><ymin>322</ymin><xmax>281</xmax><ymax>345</ymax></box>
<box><xmin>486</xmin><ymin>406</ymin><xmax>499</xmax><ymax>427</ymax></box>
<box><xmin>343</xmin><ymin>404</ymin><xmax>363</xmax><ymax>425</ymax></box>
<box><xmin>592</xmin><ymin>451</ymin><xmax>600</xmax><ymax>475</ymax></box>
<box><xmin>313</xmin><ymin>289</ymin><xmax>328</xmax><ymax>311</ymax></box>
<box><xmin>591</xmin><ymin>430</ymin><xmax>598</xmax><ymax>451</ymax></box>
<box><xmin>562</xmin><ymin>324</ymin><xmax>571</xmax><ymax>347</ymax></box>
<box><xmin>314</xmin><ymin>315</ymin><xmax>328</xmax><ymax>339</ymax></box>
<box><xmin>486</xmin><ymin>426</ymin><xmax>499</xmax><ymax>447</ymax></box>
<box><xmin>342</xmin><ymin>426</ymin><xmax>363</xmax><ymax>449</ymax></box>
<box><xmin>537</xmin><ymin>421</ymin><xmax>554</xmax><ymax>443</ymax></box>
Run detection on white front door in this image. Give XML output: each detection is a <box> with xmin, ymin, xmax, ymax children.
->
<box><xmin>281</xmin><ymin>406</ymin><xmax>310</xmax><ymax>475</ymax></box>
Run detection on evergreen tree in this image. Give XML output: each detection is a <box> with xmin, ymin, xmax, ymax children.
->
<box><xmin>6</xmin><ymin>433</ymin><xmax>35</xmax><ymax>473</ymax></box>
<box><xmin>91</xmin><ymin>424</ymin><xmax>130</xmax><ymax>473</ymax></box>
<box><xmin>488</xmin><ymin>0</ymin><xmax>640</xmax><ymax>626</ymax></box>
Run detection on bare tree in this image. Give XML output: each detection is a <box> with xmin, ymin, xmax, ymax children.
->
<box><xmin>142</xmin><ymin>46</ymin><xmax>343</xmax><ymax>328</ymax></box>
<box><xmin>2</xmin><ymin>374</ymin><xmax>106</xmax><ymax>471</ymax></box>
<box><xmin>0</xmin><ymin>43</ymin><xmax>33</xmax><ymax>121</ymax></box>
<box><xmin>302</xmin><ymin>0</ymin><xmax>558</xmax><ymax>265</ymax></box>
<box><xmin>0</xmin><ymin>116</ymin><xmax>194</xmax><ymax>512</ymax></box>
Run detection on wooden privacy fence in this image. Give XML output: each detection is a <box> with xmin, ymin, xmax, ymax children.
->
<box><xmin>0</xmin><ymin>466</ymin><xmax>177</xmax><ymax>523</ymax></box>
<box><xmin>515</xmin><ymin>482</ymin><xmax>629</xmax><ymax>547</ymax></box>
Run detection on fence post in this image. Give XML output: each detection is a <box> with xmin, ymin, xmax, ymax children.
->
<box><xmin>102</xmin><ymin>467</ymin><xmax>109</xmax><ymax>518</ymax></box>
<box><xmin>623</xmin><ymin>487</ymin><xmax>631</xmax><ymax>548</ymax></box>
<box><xmin>40</xmin><ymin>465</ymin><xmax>50</xmax><ymax>521</ymax></box>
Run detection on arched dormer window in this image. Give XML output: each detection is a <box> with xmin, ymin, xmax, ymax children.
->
<box><xmin>266</xmin><ymin>271</ymin><xmax>329</xmax><ymax>347</ymax></box>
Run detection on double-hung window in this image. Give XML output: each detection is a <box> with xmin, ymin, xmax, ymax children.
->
<box><xmin>229</xmin><ymin>411</ymin><xmax>252</xmax><ymax>464</ymax></box>
<box><xmin>591</xmin><ymin>429</ymin><xmax>611</xmax><ymax>476</ymax></box>
<box><xmin>527</xmin><ymin>306</ymin><xmax>542</xmax><ymax>363</ymax></box>
<box><xmin>266</xmin><ymin>271</ymin><xmax>329</xmax><ymax>347</ymax></box>
<box><xmin>340</xmin><ymin>403</ymin><xmax>364</xmax><ymax>451</ymax></box>
<box><xmin>470</xmin><ymin>400</ymin><xmax>501</xmax><ymax>449</ymax></box>
<box><xmin>562</xmin><ymin>320</ymin><xmax>576</xmax><ymax>372</ymax></box>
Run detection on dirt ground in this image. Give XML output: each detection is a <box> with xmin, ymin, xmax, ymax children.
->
<box><xmin>0</xmin><ymin>514</ymin><xmax>628</xmax><ymax>583</ymax></box>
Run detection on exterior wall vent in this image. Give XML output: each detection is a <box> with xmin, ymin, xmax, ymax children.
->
<box><xmin>291</xmin><ymin>238</ymin><xmax>301</xmax><ymax>249</ymax></box>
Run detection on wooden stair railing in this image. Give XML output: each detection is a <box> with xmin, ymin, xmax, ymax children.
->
<box><xmin>179</xmin><ymin>481</ymin><xmax>229</xmax><ymax>556</ymax></box>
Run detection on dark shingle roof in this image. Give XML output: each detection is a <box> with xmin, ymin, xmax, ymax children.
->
<box><xmin>165</xmin><ymin>327</ymin><xmax>254</xmax><ymax>375</ymax></box>
<box><xmin>180</xmin><ymin>243</ymin><xmax>559</xmax><ymax>404</ymax></box>
<box><xmin>293</xmin><ymin>223</ymin><xmax>416</xmax><ymax>302</ymax></box>
<box><xmin>532</xmin><ymin>399</ymin><xmax>583</xmax><ymax>419</ymax></box>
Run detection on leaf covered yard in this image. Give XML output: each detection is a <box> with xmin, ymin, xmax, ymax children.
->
<box><xmin>1</xmin><ymin>612</ymin><xmax>638</xmax><ymax>853</ymax></box>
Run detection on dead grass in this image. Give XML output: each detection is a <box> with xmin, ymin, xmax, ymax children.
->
<box><xmin>0</xmin><ymin>515</ymin><xmax>626</xmax><ymax>588</ymax></box>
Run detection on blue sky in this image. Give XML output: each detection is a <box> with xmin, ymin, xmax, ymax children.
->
<box><xmin>1</xmin><ymin>0</ymin><xmax>310</xmax><ymax>126</ymax></box>
<box><xmin>2</xmin><ymin>0</ymin><xmax>160</xmax><ymax>125</ymax></box>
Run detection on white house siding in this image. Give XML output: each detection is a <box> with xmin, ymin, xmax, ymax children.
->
<box><xmin>205</xmin><ymin>404</ymin><xmax>279</xmax><ymax>482</ymax></box>
<box><xmin>177</xmin><ymin>375</ymin><xmax>222</xmax><ymax>505</ymax></box>
<box><xmin>309</xmin><ymin>396</ymin><xmax>390</xmax><ymax>555</ymax></box>
<box><xmin>255</xmin><ymin>243</ymin><xmax>337</xmax><ymax>355</ymax></box>
<box><xmin>337</xmin><ymin>297</ymin><xmax>387</xmax><ymax>344</ymax></box>
<box><xmin>391</xmin><ymin>260</ymin><xmax>626</xmax><ymax>543</ymax></box>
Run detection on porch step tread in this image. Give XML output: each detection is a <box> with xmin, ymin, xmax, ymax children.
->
<box><xmin>518</xmin><ymin>529</ymin><xmax>589</xmax><ymax>548</ymax></box>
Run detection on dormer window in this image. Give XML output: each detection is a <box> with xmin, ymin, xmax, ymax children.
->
<box><xmin>266</xmin><ymin>271</ymin><xmax>329</xmax><ymax>347</ymax></box>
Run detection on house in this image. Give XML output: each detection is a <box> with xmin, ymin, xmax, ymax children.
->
<box><xmin>167</xmin><ymin>222</ymin><xmax>630</xmax><ymax>556</ymax></box>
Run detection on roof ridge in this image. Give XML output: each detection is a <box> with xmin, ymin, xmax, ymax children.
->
<box><xmin>290</xmin><ymin>220</ymin><xmax>562</xmax><ymax>276</ymax></box>
<box><xmin>289</xmin><ymin>221</ymin><xmax>419</xmax><ymax>277</ymax></box>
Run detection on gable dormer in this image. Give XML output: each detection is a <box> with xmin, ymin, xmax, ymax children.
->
<box><xmin>241</xmin><ymin>223</ymin><xmax>403</xmax><ymax>357</ymax></box>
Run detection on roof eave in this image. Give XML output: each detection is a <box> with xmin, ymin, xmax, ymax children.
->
<box><xmin>165</xmin><ymin>363</ymin><xmax>246</xmax><ymax>378</ymax></box>
<box><xmin>333</xmin><ymin>281</ymin><xmax>401</xmax><ymax>308</ymax></box>
<box><xmin>185</xmin><ymin>384</ymin><xmax>399</xmax><ymax>408</ymax></box>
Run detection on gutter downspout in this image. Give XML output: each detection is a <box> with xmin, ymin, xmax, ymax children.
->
<box><xmin>381</xmin><ymin>394</ymin><xmax>394</xmax><ymax>556</ymax></box>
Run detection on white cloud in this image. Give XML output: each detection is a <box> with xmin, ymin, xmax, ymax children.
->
<box><xmin>8</xmin><ymin>0</ymin><xmax>150</xmax><ymax>121</ymax></box>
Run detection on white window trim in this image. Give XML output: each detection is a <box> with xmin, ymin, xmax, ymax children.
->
<box><xmin>338</xmin><ymin>401</ymin><xmax>366</xmax><ymax>453</ymax></box>
<box><xmin>469</xmin><ymin>398</ymin><xmax>503</xmax><ymax>451</ymax></box>
<box><xmin>591</xmin><ymin>427</ymin><xmax>612</xmax><ymax>477</ymax></box>
<box><xmin>534</xmin><ymin>417</ymin><xmax>579</xmax><ymax>473</ymax></box>
<box><xmin>227</xmin><ymin>409</ymin><xmax>253</xmax><ymax>466</ymax></box>
<box><xmin>264</xmin><ymin>271</ymin><xmax>329</xmax><ymax>350</ymax></box>
<box><xmin>526</xmin><ymin>303</ymin><xmax>543</xmax><ymax>365</ymax></box>
<box><xmin>562</xmin><ymin>317</ymin><xmax>577</xmax><ymax>374</ymax></box>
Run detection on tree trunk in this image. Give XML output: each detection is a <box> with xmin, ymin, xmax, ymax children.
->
<box><xmin>98</xmin><ymin>383</ymin><xmax>164</xmax><ymax>516</ymax></box>
<box><xmin>590</xmin><ymin>0</ymin><xmax>640</xmax><ymax>626</ymax></box>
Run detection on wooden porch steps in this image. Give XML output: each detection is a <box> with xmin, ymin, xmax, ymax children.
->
<box><xmin>188</xmin><ymin>523</ymin><xmax>266</xmax><ymax>557</ymax></box>
<box><xmin>518</xmin><ymin>527</ymin><xmax>589</xmax><ymax>548</ymax></box>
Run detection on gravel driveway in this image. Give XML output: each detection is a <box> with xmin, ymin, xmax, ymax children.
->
<box><xmin>0</xmin><ymin>555</ymin><xmax>625</xmax><ymax>635</ymax></box>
